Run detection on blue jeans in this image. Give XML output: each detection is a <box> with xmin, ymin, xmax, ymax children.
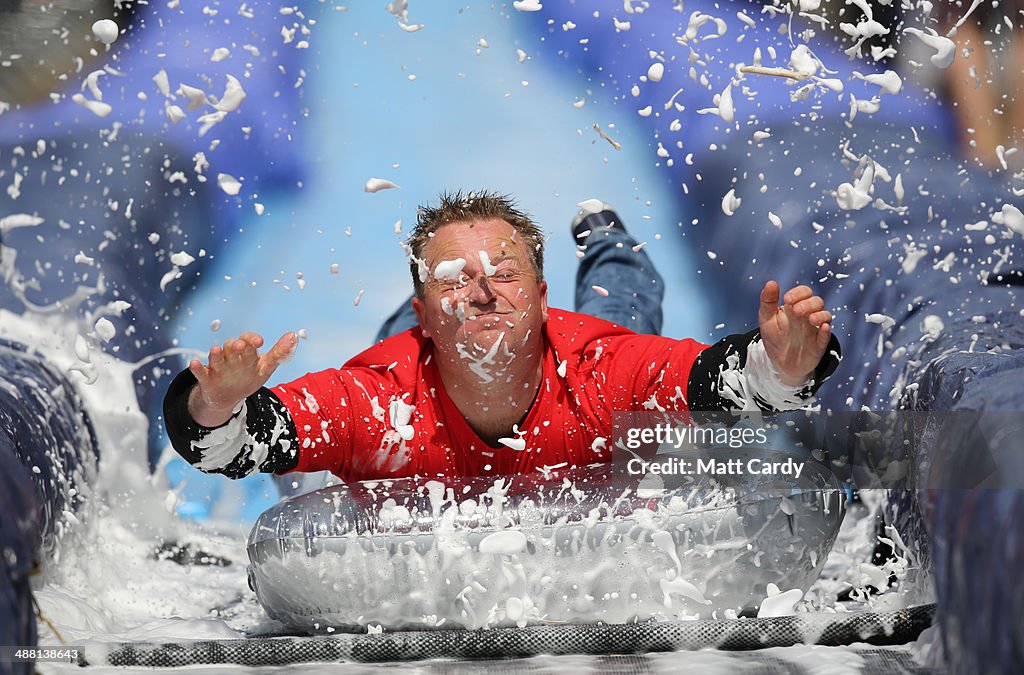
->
<box><xmin>374</xmin><ymin>215</ymin><xmax>665</xmax><ymax>341</ymax></box>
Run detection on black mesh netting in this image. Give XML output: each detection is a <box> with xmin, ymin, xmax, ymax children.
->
<box><xmin>83</xmin><ymin>604</ymin><xmax>934</xmax><ymax>668</ymax></box>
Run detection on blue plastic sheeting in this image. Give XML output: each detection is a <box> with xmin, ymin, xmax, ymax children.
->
<box><xmin>0</xmin><ymin>341</ymin><xmax>99</xmax><ymax>554</ymax></box>
<box><xmin>0</xmin><ymin>341</ymin><xmax>100</xmax><ymax>666</ymax></box>
<box><xmin>0</xmin><ymin>0</ymin><xmax>310</xmax><ymax>228</ymax></box>
<box><xmin>930</xmin><ymin>489</ymin><xmax>1024</xmax><ymax>673</ymax></box>
<box><xmin>0</xmin><ymin>437</ymin><xmax>38</xmax><ymax>672</ymax></box>
<box><xmin>659</xmin><ymin>120</ymin><xmax>1015</xmax><ymax>415</ymax></box>
<box><xmin>0</xmin><ymin>1</ymin><xmax>311</xmax><ymax>471</ymax></box>
<box><xmin>526</xmin><ymin>0</ymin><xmax>958</xmax><ymax>191</ymax></box>
<box><xmin>529</xmin><ymin>0</ymin><xmax>1003</xmax><ymax>412</ymax></box>
<box><xmin>0</xmin><ymin>130</ymin><xmax>218</xmax><ymax>471</ymax></box>
<box><xmin>896</xmin><ymin>322</ymin><xmax>1024</xmax><ymax>673</ymax></box>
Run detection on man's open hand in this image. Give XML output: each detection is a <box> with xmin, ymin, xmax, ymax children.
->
<box><xmin>187</xmin><ymin>332</ymin><xmax>298</xmax><ymax>427</ymax></box>
<box><xmin>758</xmin><ymin>281</ymin><xmax>832</xmax><ymax>387</ymax></box>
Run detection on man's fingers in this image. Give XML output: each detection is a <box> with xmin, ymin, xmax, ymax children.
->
<box><xmin>759</xmin><ymin>280</ymin><xmax>781</xmax><ymax>325</ymax></box>
<box><xmin>198</xmin><ymin>332</ymin><xmax>290</xmax><ymax>391</ymax></box>
<box><xmin>816</xmin><ymin>322</ymin><xmax>832</xmax><ymax>349</ymax></box>
<box><xmin>188</xmin><ymin>359</ymin><xmax>210</xmax><ymax>384</ymax></box>
<box><xmin>809</xmin><ymin>310</ymin><xmax>833</xmax><ymax>327</ymax></box>
<box><xmin>240</xmin><ymin>332</ymin><xmax>265</xmax><ymax>348</ymax></box>
<box><xmin>792</xmin><ymin>296</ymin><xmax>825</xmax><ymax>317</ymax></box>
<box><xmin>240</xmin><ymin>339</ymin><xmax>259</xmax><ymax>366</ymax></box>
<box><xmin>220</xmin><ymin>341</ymin><xmax>237</xmax><ymax>367</ymax></box>
<box><xmin>782</xmin><ymin>285</ymin><xmax>813</xmax><ymax>305</ymax></box>
<box><xmin>259</xmin><ymin>332</ymin><xmax>299</xmax><ymax>375</ymax></box>
<box><xmin>760</xmin><ymin>280</ymin><xmax>780</xmax><ymax>304</ymax></box>
<box><xmin>270</xmin><ymin>332</ymin><xmax>300</xmax><ymax>361</ymax></box>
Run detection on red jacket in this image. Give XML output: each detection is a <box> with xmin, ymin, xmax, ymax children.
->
<box><xmin>163</xmin><ymin>308</ymin><xmax>839</xmax><ymax>481</ymax></box>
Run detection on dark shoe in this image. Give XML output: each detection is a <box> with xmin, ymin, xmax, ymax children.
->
<box><xmin>571</xmin><ymin>200</ymin><xmax>623</xmax><ymax>242</ymax></box>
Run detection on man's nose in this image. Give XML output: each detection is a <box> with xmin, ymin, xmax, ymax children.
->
<box><xmin>464</xmin><ymin>274</ymin><xmax>495</xmax><ymax>303</ymax></box>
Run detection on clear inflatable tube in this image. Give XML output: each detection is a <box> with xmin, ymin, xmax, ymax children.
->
<box><xmin>247</xmin><ymin>454</ymin><xmax>845</xmax><ymax>633</ymax></box>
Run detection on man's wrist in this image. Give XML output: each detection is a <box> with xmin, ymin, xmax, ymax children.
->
<box><xmin>745</xmin><ymin>340</ymin><xmax>813</xmax><ymax>410</ymax></box>
<box><xmin>777</xmin><ymin>370</ymin><xmax>813</xmax><ymax>388</ymax></box>
<box><xmin>187</xmin><ymin>385</ymin><xmax>241</xmax><ymax>429</ymax></box>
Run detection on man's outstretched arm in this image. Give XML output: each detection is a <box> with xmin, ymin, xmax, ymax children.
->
<box><xmin>186</xmin><ymin>332</ymin><xmax>297</xmax><ymax>426</ymax></box>
<box><xmin>163</xmin><ymin>332</ymin><xmax>303</xmax><ymax>479</ymax></box>
<box><xmin>686</xmin><ymin>281</ymin><xmax>841</xmax><ymax>412</ymax></box>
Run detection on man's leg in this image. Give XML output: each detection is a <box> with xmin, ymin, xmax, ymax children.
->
<box><xmin>375</xmin><ymin>205</ymin><xmax>666</xmax><ymax>342</ymax></box>
<box><xmin>572</xmin><ymin>207</ymin><xmax>664</xmax><ymax>336</ymax></box>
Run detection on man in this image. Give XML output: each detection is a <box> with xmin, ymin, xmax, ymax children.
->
<box><xmin>163</xmin><ymin>191</ymin><xmax>839</xmax><ymax>482</ymax></box>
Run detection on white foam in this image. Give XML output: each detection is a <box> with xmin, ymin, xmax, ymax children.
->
<box><xmin>512</xmin><ymin>0</ymin><xmax>543</xmax><ymax>12</ymax></box>
<box><xmin>992</xmin><ymin>204</ymin><xmax>1024</xmax><ymax>236</ymax></box>
<box><xmin>479</xmin><ymin>530</ymin><xmax>527</xmax><ymax>555</ymax></box>
<box><xmin>434</xmin><ymin>258</ymin><xmax>467</xmax><ymax>280</ymax></box>
<box><xmin>217</xmin><ymin>173</ymin><xmax>242</xmax><ymax>196</ymax></box>
<box><xmin>479</xmin><ymin>250</ymin><xmax>497</xmax><ymax>276</ymax></box>
<box><xmin>757</xmin><ymin>583</ymin><xmax>803</xmax><ymax>617</ymax></box>
<box><xmin>92</xmin><ymin>20</ymin><xmax>119</xmax><ymax>45</ymax></box>
<box><xmin>721</xmin><ymin>189</ymin><xmax>742</xmax><ymax>217</ymax></box>
<box><xmin>903</xmin><ymin>28</ymin><xmax>955</xmax><ymax>69</ymax></box>
<box><xmin>364</xmin><ymin>177</ymin><xmax>400</xmax><ymax>193</ymax></box>
<box><xmin>71</xmin><ymin>94</ymin><xmax>113</xmax><ymax>118</ymax></box>
<box><xmin>865</xmin><ymin>313</ymin><xmax>895</xmax><ymax>330</ymax></box>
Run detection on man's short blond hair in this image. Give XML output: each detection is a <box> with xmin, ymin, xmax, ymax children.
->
<box><xmin>407</xmin><ymin>190</ymin><xmax>545</xmax><ymax>297</ymax></box>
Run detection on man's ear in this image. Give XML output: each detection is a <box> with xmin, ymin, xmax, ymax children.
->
<box><xmin>411</xmin><ymin>296</ymin><xmax>431</xmax><ymax>337</ymax></box>
<box><xmin>539</xmin><ymin>280</ymin><xmax>549</xmax><ymax>322</ymax></box>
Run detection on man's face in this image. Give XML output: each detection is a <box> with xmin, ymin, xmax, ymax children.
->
<box><xmin>412</xmin><ymin>218</ymin><xmax>548</xmax><ymax>380</ymax></box>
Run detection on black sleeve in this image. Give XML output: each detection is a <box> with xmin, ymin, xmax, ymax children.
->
<box><xmin>685</xmin><ymin>328</ymin><xmax>841</xmax><ymax>412</ymax></box>
<box><xmin>162</xmin><ymin>369</ymin><xmax>301</xmax><ymax>479</ymax></box>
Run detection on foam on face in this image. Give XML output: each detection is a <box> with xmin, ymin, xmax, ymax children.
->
<box><xmin>434</xmin><ymin>258</ymin><xmax>467</xmax><ymax>281</ymax></box>
<box><xmin>455</xmin><ymin>330</ymin><xmax>507</xmax><ymax>382</ymax></box>
<box><xmin>478</xmin><ymin>250</ymin><xmax>497</xmax><ymax>276</ymax></box>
